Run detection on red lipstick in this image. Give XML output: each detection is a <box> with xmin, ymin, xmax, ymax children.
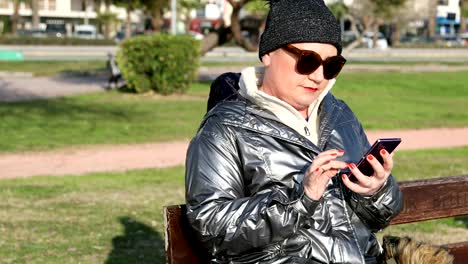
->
<box><xmin>304</xmin><ymin>87</ymin><xmax>318</xmax><ymax>92</ymax></box>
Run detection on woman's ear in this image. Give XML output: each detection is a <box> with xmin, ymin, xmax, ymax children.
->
<box><xmin>261</xmin><ymin>53</ymin><xmax>271</xmax><ymax>66</ymax></box>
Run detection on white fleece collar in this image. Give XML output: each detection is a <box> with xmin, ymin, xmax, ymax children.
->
<box><xmin>238</xmin><ymin>66</ymin><xmax>336</xmax><ymax>145</ymax></box>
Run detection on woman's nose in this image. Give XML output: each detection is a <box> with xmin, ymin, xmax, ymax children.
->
<box><xmin>307</xmin><ymin>65</ymin><xmax>325</xmax><ymax>83</ymax></box>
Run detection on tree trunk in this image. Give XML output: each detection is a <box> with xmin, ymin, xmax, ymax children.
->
<box><xmin>229</xmin><ymin>0</ymin><xmax>258</xmax><ymax>52</ymax></box>
<box><xmin>32</xmin><ymin>0</ymin><xmax>40</xmax><ymax>29</ymax></box>
<box><xmin>125</xmin><ymin>9</ymin><xmax>132</xmax><ymax>38</ymax></box>
<box><xmin>11</xmin><ymin>1</ymin><xmax>21</xmax><ymax>35</ymax></box>
<box><xmin>372</xmin><ymin>22</ymin><xmax>379</xmax><ymax>49</ymax></box>
<box><xmin>427</xmin><ymin>0</ymin><xmax>437</xmax><ymax>38</ymax></box>
<box><xmin>391</xmin><ymin>22</ymin><xmax>401</xmax><ymax>47</ymax></box>
<box><xmin>151</xmin><ymin>9</ymin><xmax>163</xmax><ymax>32</ymax></box>
<box><xmin>84</xmin><ymin>0</ymin><xmax>89</xmax><ymax>25</ymax></box>
<box><xmin>200</xmin><ymin>24</ymin><xmax>233</xmax><ymax>54</ymax></box>
<box><xmin>104</xmin><ymin>4</ymin><xmax>111</xmax><ymax>39</ymax></box>
<box><xmin>460</xmin><ymin>1</ymin><xmax>467</xmax><ymax>35</ymax></box>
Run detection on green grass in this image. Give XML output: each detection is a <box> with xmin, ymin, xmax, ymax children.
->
<box><xmin>333</xmin><ymin>71</ymin><xmax>468</xmax><ymax>129</ymax></box>
<box><xmin>1</xmin><ymin>70</ymin><xmax>468</xmax><ymax>153</ymax></box>
<box><xmin>0</xmin><ymin>167</ymin><xmax>185</xmax><ymax>264</ymax></box>
<box><xmin>0</xmin><ymin>147</ymin><xmax>467</xmax><ymax>263</ymax></box>
<box><xmin>0</xmin><ymin>61</ymin><xmax>107</xmax><ymax>77</ymax></box>
<box><xmin>0</xmin><ymin>91</ymin><xmax>205</xmax><ymax>152</ymax></box>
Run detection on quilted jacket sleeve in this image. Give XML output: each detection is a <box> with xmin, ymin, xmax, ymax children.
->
<box><xmin>345</xmin><ymin>121</ymin><xmax>404</xmax><ymax>232</ymax></box>
<box><xmin>185</xmin><ymin>117</ymin><xmax>321</xmax><ymax>257</ymax></box>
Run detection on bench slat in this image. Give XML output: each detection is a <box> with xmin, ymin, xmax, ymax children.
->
<box><xmin>391</xmin><ymin>175</ymin><xmax>468</xmax><ymax>225</ymax></box>
<box><xmin>446</xmin><ymin>241</ymin><xmax>468</xmax><ymax>264</ymax></box>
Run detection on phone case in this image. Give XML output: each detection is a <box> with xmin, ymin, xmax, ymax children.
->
<box><xmin>348</xmin><ymin>138</ymin><xmax>401</xmax><ymax>182</ymax></box>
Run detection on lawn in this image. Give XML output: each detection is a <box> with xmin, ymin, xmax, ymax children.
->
<box><xmin>0</xmin><ymin>61</ymin><xmax>107</xmax><ymax>77</ymax></box>
<box><xmin>0</xmin><ymin>91</ymin><xmax>206</xmax><ymax>152</ymax></box>
<box><xmin>1</xmin><ymin>71</ymin><xmax>467</xmax><ymax>153</ymax></box>
<box><xmin>1</xmin><ymin>147</ymin><xmax>467</xmax><ymax>263</ymax></box>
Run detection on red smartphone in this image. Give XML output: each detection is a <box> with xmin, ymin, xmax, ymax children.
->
<box><xmin>347</xmin><ymin>138</ymin><xmax>401</xmax><ymax>182</ymax></box>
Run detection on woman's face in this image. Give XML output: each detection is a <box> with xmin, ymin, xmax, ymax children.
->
<box><xmin>261</xmin><ymin>42</ymin><xmax>338</xmax><ymax>117</ymax></box>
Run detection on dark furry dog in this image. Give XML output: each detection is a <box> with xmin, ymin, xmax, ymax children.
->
<box><xmin>381</xmin><ymin>235</ymin><xmax>454</xmax><ymax>264</ymax></box>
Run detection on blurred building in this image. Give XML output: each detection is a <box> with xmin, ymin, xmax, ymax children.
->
<box><xmin>339</xmin><ymin>0</ymin><xmax>465</xmax><ymax>39</ymax></box>
<box><xmin>0</xmin><ymin>0</ymin><xmax>142</xmax><ymax>36</ymax></box>
<box><xmin>436</xmin><ymin>0</ymin><xmax>462</xmax><ymax>35</ymax></box>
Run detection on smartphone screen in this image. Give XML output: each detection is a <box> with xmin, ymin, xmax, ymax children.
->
<box><xmin>347</xmin><ymin>138</ymin><xmax>401</xmax><ymax>182</ymax></box>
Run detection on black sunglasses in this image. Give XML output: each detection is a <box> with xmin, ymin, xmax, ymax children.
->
<box><xmin>282</xmin><ymin>44</ymin><xmax>346</xmax><ymax>80</ymax></box>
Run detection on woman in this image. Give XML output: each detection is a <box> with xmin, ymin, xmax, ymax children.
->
<box><xmin>185</xmin><ymin>0</ymin><xmax>403</xmax><ymax>263</ymax></box>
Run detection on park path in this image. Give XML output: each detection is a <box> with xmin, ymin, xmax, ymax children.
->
<box><xmin>1</xmin><ymin>127</ymin><xmax>467</xmax><ymax>179</ymax></box>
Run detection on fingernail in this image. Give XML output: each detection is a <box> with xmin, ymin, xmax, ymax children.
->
<box><xmin>338</xmin><ymin>150</ymin><xmax>345</xmax><ymax>153</ymax></box>
<box><xmin>316</xmin><ymin>167</ymin><xmax>320</xmax><ymax>172</ymax></box>
<box><xmin>331</xmin><ymin>153</ymin><xmax>337</xmax><ymax>156</ymax></box>
<box><xmin>348</xmin><ymin>163</ymin><xmax>355</xmax><ymax>169</ymax></box>
<box><xmin>341</xmin><ymin>174</ymin><xmax>346</xmax><ymax>180</ymax></box>
<box><xmin>380</xmin><ymin>149</ymin><xmax>387</xmax><ymax>155</ymax></box>
<box><xmin>367</xmin><ymin>155</ymin><xmax>373</xmax><ymax>160</ymax></box>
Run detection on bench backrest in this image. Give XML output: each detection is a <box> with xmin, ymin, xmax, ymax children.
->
<box><xmin>164</xmin><ymin>175</ymin><xmax>468</xmax><ymax>264</ymax></box>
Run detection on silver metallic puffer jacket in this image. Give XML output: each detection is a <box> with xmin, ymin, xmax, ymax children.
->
<box><xmin>185</xmin><ymin>74</ymin><xmax>403</xmax><ymax>264</ymax></box>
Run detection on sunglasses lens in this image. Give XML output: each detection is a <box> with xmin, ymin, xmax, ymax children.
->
<box><xmin>296</xmin><ymin>53</ymin><xmax>321</xmax><ymax>75</ymax></box>
<box><xmin>323</xmin><ymin>57</ymin><xmax>346</xmax><ymax>79</ymax></box>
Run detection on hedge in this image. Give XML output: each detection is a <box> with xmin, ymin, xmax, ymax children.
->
<box><xmin>0</xmin><ymin>35</ymin><xmax>115</xmax><ymax>45</ymax></box>
<box><xmin>116</xmin><ymin>34</ymin><xmax>200</xmax><ymax>95</ymax></box>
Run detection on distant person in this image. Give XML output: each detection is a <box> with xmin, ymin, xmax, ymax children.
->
<box><xmin>185</xmin><ymin>0</ymin><xmax>403</xmax><ymax>263</ymax></box>
<box><xmin>107</xmin><ymin>52</ymin><xmax>121</xmax><ymax>89</ymax></box>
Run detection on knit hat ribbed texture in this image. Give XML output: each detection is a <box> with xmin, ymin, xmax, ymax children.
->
<box><xmin>259</xmin><ymin>0</ymin><xmax>342</xmax><ymax>60</ymax></box>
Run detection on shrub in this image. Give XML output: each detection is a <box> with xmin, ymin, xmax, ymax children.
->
<box><xmin>116</xmin><ymin>34</ymin><xmax>200</xmax><ymax>95</ymax></box>
<box><xmin>0</xmin><ymin>35</ymin><xmax>115</xmax><ymax>45</ymax></box>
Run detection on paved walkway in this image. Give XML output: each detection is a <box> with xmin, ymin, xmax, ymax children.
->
<box><xmin>1</xmin><ymin>127</ymin><xmax>467</xmax><ymax>179</ymax></box>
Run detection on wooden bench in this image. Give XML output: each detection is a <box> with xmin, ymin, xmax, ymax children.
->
<box><xmin>164</xmin><ymin>174</ymin><xmax>468</xmax><ymax>264</ymax></box>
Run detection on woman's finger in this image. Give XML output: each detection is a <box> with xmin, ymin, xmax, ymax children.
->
<box><xmin>320</xmin><ymin>160</ymin><xmax>348</xmax><ymax>171</ymax></box>
<box><xmin>380</xmin><ymin>148</ymin><xmax>394</xmax><ymax>172</ymax></box>
<box><xmin>347</xmin><ymin>163</ymin><xmax>372</xmax><ymax>187</ymax></box>
<box><xmin>366</xmin><ymin>154</ymin><xmax>386</xmax><ymax>180</ymax></box>
<box><xmin>341</xmin><ymin>173</ymin><xmax>371</xmax><ymax>193</ymax></box>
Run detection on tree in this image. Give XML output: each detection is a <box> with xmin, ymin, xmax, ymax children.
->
<box><xmin>227</xmin><ymin>0</ymin><xmax>261</xmax><ymax>52</ymax></box>
<box><xmin>179</xmin><ymin>0</ymin><xmax>204</xmax><ymax>33</ymax></box>
<box><xmin>95</xmin><ymin>0</ymin><xmax>117</xmax><ymax>39</ymax></box>
<box><xmin>345</xmin><ymin>0</ymin><xmax>406</xmax><ymax>51</ymax></box>
<box><xmin>197</xmin><ymin>0</ymin><xmax>267</xmax><ymax>54</ymax></box>
<box><xmin>11</xmin><ymin>0</ymin><xmax>30</xmax><ymax>35</ymax></box>
<box><xmin>113</xmin><ymin>0</ymin><xmax>143</xmax><ymax>38</ymax></box>
<box><xmin>427</xmin><ymin>0</ymin><xmax>437</xmax><ymax>38</ymax></box>
<box><xmin>31</xmin><ymin>0</ymin><xmax>39</xmax><ymax>29</ymax></box>
<box><xmin>141</xmin><ymin>0</ymin><xmax>169</xmax><ymax>32</ymax></box>
<box><xmin>461</xmin><ymin>0</ymin><xmax>468</xmax><ymax>35</ymax></box>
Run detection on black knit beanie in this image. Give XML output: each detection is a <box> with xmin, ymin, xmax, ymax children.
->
<box><xmin>258</xmin><ymin>0</ymin><xmax>342</xmax><ymax>60</ymax></box>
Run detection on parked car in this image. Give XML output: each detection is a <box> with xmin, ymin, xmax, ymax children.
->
<box><xmin>46</xmin><ymin>20</ymin><xmax>67</xmax><ymax>38</ymax></box>
<box><xmin>362</xmin><ymin>31</ymin><xmax>388</xmax><ymax>49</ymax></box>
<box><xmin>17</xmin><ymin>28</ymin><xmax>46</xmax><ymax>38</ymax></box>
<box><xmin>460</xmin><ymin>33</ymin><xmax>468</xmax><ymax>46</ymax></box>
<box><xmin>74</xmin><ymin>24</ymin><xmax>98</xmax><ymax>39</ymax></box>
<box><xmin>114</xmin><ymin>30</ymin><xmax>144</xmax><ymax>43</ymax></box>
<box><xmin>439</xmin><ymin>35</ymin><xmax>464</xmax><ymax>47</ymax></box>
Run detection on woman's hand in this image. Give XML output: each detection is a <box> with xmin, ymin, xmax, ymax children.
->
<box><xmin>341</xmin><ymin>148</ymin><xmax>394</xmax><ymax>196</ymax></box>
<box><xmin>304</xmin><ymin>149</ymin><xmax>348</xmax><ymax>201</ymax></box>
